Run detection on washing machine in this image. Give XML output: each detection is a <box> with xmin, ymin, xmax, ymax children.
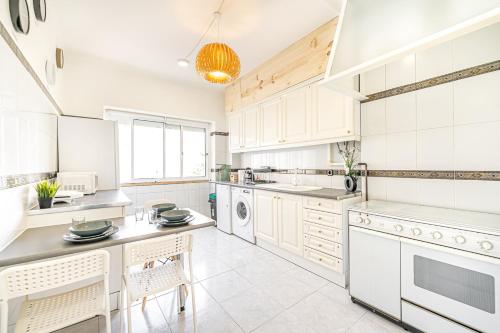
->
<box><xmin>231</xmin><ymin>187</ymin><xmax>255</xmax><ymax>244</ymax></box>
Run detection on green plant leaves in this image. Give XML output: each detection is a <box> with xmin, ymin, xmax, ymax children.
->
<box><xmin>35</xmin><ymin>180</ymin><xmax>60</xmax><ymax>198</ymax></box>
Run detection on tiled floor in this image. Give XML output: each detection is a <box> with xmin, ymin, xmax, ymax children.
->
<box><xmin>56</xmin><ymin>227</ymin><xmax>405</xmax><ymax>333</ymax></box>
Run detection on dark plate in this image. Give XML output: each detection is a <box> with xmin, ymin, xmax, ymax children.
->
<box><xmin>160</xmin><ymin>209</ymin><xmax>191</xmax><ymax>221</ymax></box>
<box><xmin>69</xmin><ymin>220</ymin><xmax>112</xmax><ymax>237</ymax></box>
<box><xmin>157</xmin><ymin>215</ymin><xmax>195</xmax><ymax>227</ymax></box>
<box><xmin>63</xmin><ymin>226</ymin><xmax>119</xmax><ymax>243</ymax></box>
<box><xmin>152</xmin><ymin>203</ymin><xmax>176</xmax><ymax>213</ymax></box>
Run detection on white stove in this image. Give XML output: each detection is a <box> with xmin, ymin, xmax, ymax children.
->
<box><xmin>348</xmin><ymin>200</ymin><xmax>500</xmax><ymax>333</ymax></box>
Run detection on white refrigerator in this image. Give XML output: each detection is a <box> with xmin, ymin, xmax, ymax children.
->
<box><xmin>58</xmin><ymin>116</ymin><xmax>119</xmax><ymax>190</ymax></box>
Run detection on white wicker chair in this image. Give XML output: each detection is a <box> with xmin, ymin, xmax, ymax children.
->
<box><xmin>122</xmin><ymin>234</ymin><xmax>197</xmax><ymax>333</ymax></box>
<box><xmin>0</xmin><ymin>250</ymin><xmax>111</xmax><ymax>333</ymax></box>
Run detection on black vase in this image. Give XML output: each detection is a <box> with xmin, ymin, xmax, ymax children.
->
<box><xmin>344</xmin><ymin>175</ymin><xmax>357</xmax><ymax>192</ymax></box>
<box><xmin>38</xmin><ymin>197</ymin><xmax>53</xmax><ymax>209</ymax></box>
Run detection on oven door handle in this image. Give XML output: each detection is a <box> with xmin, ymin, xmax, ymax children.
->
<box><xmin>400</xmin><ymin>237</ymin><xmax>500</xmax><ymax>265</ymax></box>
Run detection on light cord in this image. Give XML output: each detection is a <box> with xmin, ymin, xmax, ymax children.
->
<box><xmin>183</xmin><ymin>0</ymin><xmax>225</xmax><ymax>59</ymax></box>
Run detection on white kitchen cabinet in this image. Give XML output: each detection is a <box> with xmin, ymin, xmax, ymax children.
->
<box><xmin>277</xmin><ymin>193</ymin><xmax>303</xmax><ymax>255</ymax></box>
<box><xmin>259</xmin><ymin>97</ymin><xmax>282</xmax><ymax>147</ymax></box>
<box><xmin>311</xmin><ymin>84</ymin><xmax>356</xmax><ymax>140</ymax></box>
<box><xmin>243</xmin><ymin>105</ymin><xmax>259</xmax><ymax>148</ymax></box>
<box><xmin>228</xmin><ymin>112</ymin><xmax>243</xmax><ymax>151</ymax></box>
<box><xmin>254</xmin><ymin>190</ymin><xmax>279</xmax><ymax>245</ymax></box>
<box><xmin>281</xmin><ymin>86</ymin><xmax>310</xmax><ymax>144</ymax></box>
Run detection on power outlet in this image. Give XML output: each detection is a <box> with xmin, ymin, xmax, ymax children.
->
<box><xmin>326</xmin><ymin>169</ymin><xmax>334</xmax><ymax>176</ymax></box>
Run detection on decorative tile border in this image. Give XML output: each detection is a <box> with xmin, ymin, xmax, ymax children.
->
<box><xmin>0</xmin><ymin>21</ymin><xmax>63</xmax><ymax>114</ymax></box>
<box><xmin>213</xmin><ymin>168</ymin><xmax>500</xmax><ymax>181</ymax></box>
<box><xmin>0</xmin><ymin>172</ymin><xmax>57</xmax><ymax>190</ymax></box>
<box><xmin>362</xmin><ymin>60</ymin><xmax>500</xmax><ymax>103</ymax></box>
<box><xmin>210</xmin><ymin>131</ymin><xmax>229</xmax><ymax>136</ymax></box>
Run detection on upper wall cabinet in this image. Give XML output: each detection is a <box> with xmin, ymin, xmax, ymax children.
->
<box><xmin>282</xmin><ymin>86</ymin><xmax>310</xmax><ymax>144</ymax></box>
<box><xmin>311</xmin><ymin>85</ymin><xmax>355</xmax><ymax>139</ymax></box>
<box><xmin>227</xmin><ymin>81</ymin><xmax>360</xmax><ymax>153</ymax></box>
<box><xmin>243</xmin><ymin>105</ymin><xmax>259</xmax><ymax>148</ymax></box>
<box><xmin>228</xmin><ymin>112</ymin><xmax>243</xmax><ymax>151</ymax></box>
<box><xmin>260</xmin><ymin>98</ymin><xmax>282</xmax><ymax>147</ymax></box>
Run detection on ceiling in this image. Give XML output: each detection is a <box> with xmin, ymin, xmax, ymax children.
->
<box><xmin>53</xmin><ymin>0</ymin><xmax>341</xmax><ymax>88</ymax></box>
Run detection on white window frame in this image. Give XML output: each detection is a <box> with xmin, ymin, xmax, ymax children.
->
<box><xmin>105</xmin><ymin>109</ymin><xmax>211</xmax><ymax>183</ymax></box>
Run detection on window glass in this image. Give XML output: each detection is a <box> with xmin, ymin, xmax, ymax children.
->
<box><xmin>133</xmin><ymin>120</ymin><xmax>164</xmax><ymax>179</ymax></box>
<box><xmin>118</xmin><ymin>122</ymin><xmax>131</xmax><ymax>182</ymax></box>
<box><xmin>165</xmin><ymin>124</ymin><xmax>181</xmax><ymax>178</ymax></box>
<box><xmin>182</xmin><ymin>126</ymin><xmax>206</xmax><ymax>177</ymax></box>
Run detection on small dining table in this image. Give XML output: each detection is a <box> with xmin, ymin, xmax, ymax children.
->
<box><xmin>0</xmin><ymin>209</ymin><xmax>215</xmax><ymax>311</ymax></box>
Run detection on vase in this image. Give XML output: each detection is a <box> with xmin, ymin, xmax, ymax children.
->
<box><xmin>344</xmin><ymin>175</ymin><xmax>357</xmax><ymax>192</ymax></box>
<box><xmin>38</xmin><ymin>197</ymin><xmax>53</xmax><ymax>209</ymax></box>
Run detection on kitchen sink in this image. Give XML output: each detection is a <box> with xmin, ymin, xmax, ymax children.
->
<box><xmin>255</xmin><ymin>183</ymin><xmax>322</xmax><ymax>192</ymax></box>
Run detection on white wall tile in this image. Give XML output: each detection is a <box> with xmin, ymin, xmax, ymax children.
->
<box><xmin>454</xmin><ymin>71</ymin><xmax>500</xmax><ymax>126</ymax></box>
<box><xmin>455</xmin><ymin>180</ymin><xmax>500</xmax><ymax>214</ymax></box>
<box><xmin>332</xmin><ymin>175</ymin><xmax>345</xmax><ymax>189</ymax></box>
<box><xmin>361</xmin><ymin>134</ymin><xmax>386</xmax><ymax>170</ymax></box>
<box><xmin>416</xmin><ymin>41</ymin><xmax>453</xmax><ymax>81</ymax></box>
<box><xmin>454</xmin><ymin>122</ymin><xmax>500</xmax><ymax>170</ymax></box>
<box><xmin>385</xmin><ymin>92</ymin><xmax>416</xmax><ymax>133</ymax></box>
<box><xmin>386</xmin><ymin>54</ymin><xmax>415</xmax><ymax>89</ymax></box>
<box><xmin>417</xmin><ymin>127</ymin><xmax>453</xmax><ymax>170</ymax></box>
<box><xmin>416</xmin><ymin>179</ymin><xmax>454</xmax><ymax>208</ymax></box>
<box><xmin>361</xmin><ymin>100</ymin><xmax>386</xmax><ymax>136</ymax></box>
<box><xmin>360</xmin><ymin>66</ymin><xmax>385</xmax><ymax>95</ymax></box>
<box><xmin>416</xmin><ymin>83</ymin><xmax>453</xmax><ymax>130</ymax></box>
<box><xmin>386</xmin><ymin>132</ymin><xmax>416</xmax><ymax>169</ymax></box>
<box><xmin>367</xmin><ymin>177</ymin><xmax>387</xmax><ymax>200</ymax></box>
<box><xmin>453</xmin><ymin>23</ymin><xmax>500</xmax><ymax>71</ymax></box>
<box><xmin>386</xmin><ymin>178</ymin><xmax>417</xmax><ymax>204</ymax></box>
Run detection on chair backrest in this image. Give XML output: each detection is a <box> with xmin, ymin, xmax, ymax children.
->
<box><xmin>144</xmin><ymin>199</ymin><xmax>174</xmax><ymax>212</ymax></box>
<box><xmin>0</xmin><ymin>250</ymin><xmax>109</xmax><ymax>301</ymax></box>
<box><xmin>123</xmin><ymin>234</ymin><xmax>192</xmax><ymax>269</ymax></box>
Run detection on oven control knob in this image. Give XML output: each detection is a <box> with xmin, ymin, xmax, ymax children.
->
<box><xmin>432</xmin><ymin>231</ymin><xmax>443</xmax><ymax>240</ymax></box>
<box><xmin>394</xmin><ymin>224</ymin><xmax>403</xmax><ymax>232</ymax></box>
<box><xmin>480</xmin><ymin>241</ymin><xmax>494</xmax><ymax>251</ymax></box>
<box><xmin>455</xmin><ymin>236</ymin><xmax>466</xmax><ymax>244</ymax></box>
<box><xmin>412</xmin><ymin>228</ymin><xmax>422</xmax><ymax>236</ymax></box>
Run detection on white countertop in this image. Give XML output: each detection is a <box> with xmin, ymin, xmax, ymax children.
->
<box><xmin>28</xmin><ymin>189</ymin><xmax>132</xmax><ymax>215</ymax></box>
<box><xmin>349</xmin><ymin>200</ymin><xmax>500</xmax><ymax>236</ymax></box>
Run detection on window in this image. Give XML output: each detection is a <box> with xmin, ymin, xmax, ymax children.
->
<box><xmin>106</xmin><ymin>110</ymin><xmax>210</xmax><ymax>183</ymax></box>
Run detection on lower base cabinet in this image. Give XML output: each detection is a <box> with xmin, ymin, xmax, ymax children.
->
<box><xmin>255</xmin><ymin>190</ymin><xmax>359</xmax><ymax>280</ymax></box>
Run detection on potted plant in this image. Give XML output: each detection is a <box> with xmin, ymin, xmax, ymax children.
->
<box><xmin>337</xmin><ymin>141</ymin><xmax>359</xmax><ymax>192</ymax></box>
<box><xmin>35</xmin><ymin>180</ymin><xmax>60</xmax><ymax>209</ymax></box>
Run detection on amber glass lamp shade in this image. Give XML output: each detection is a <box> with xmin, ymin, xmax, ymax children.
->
<box><xmin>195</xmin><ymin>42</ymin><xmax>240</xmax><ymax>84</ymax></box>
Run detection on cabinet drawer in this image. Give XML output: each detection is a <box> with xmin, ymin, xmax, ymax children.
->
<box><xmin>303</xmin><ymin>197</ymin><xmax>341</xmax><ymax>214</ymax></box>
<box><xmin>304</xmin><ymin>234</ymin><xmax>343</xmax><ymax>259</ymax></box>
<box><xmin>304</xmin><ymin>247</ymin><xmax>343</xmax><ymax>273</ymax></box>
<box><xmin>304</xmin><ymin>222</ymin><xmax>342</xmax><ymax>243</ymax></box>
<box><xmin>303</xmin><ymin>209</ymin><xmax>342</xmax><ymax>229</ymax></box>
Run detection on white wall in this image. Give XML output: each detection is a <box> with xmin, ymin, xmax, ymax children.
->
<box><xmin>0</xmin><ymin>27</ymin><xmax>59</xmax><ymax>250</ymax></box>
<box><xmin>359</xmin><ymin>23</ymin><xmax>500</xmax><ymax>214</ymax></box>
<box><xmin>0</xmin><ymin>0</ymin><xmax>64</xmax><ymax>105</ymax></box>
<box><xmin>59</xmin><ymin>51</ymin><xmax>226</xmax><ymax>129</ymax></box>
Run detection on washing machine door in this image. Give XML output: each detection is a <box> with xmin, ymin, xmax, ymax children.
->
<box><xmin>234</xmin><ymin>196</ymin><xmax>251</xmax><ymax>226</ymax></box>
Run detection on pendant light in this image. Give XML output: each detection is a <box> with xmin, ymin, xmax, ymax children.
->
<box><xmin>178</xmin><ymin>1</ymin><xmax>240</xmax><ymax>84</ymax></box>
<box><xmin>195</xmin><ymin>11</ymin><xmax>240</xmax><ymax>84</ymax></box>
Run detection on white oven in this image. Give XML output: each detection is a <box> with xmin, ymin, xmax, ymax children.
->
<box><xmin>401</xmin><ymin>238</ymin><xmax>500</xmax><ymax>333</ymax></box>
